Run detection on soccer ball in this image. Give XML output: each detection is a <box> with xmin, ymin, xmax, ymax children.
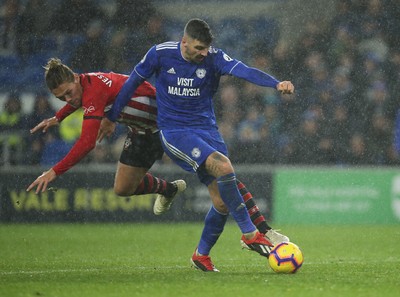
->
<box><xmin>268</xmin><ymin>242</ymin><xmax>304</xmax><ymax>273</ymax></box>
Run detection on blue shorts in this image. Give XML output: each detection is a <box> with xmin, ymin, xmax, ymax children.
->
<box><xmin>159</xmin><ymin>129</ymin><xmax>228</xmax><ymax>185</ymax></box>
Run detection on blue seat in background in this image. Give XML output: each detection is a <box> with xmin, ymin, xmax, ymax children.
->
<box><xmin>40</xmin><ymin>139</ymin><xmax>73</xmax><ymax>166</ymax></box>
<box><xmin>0</xmin><ymin>55</ymin><xmax>21</xmax><ymax>91</ymax></box>
<box><xmin>214</xmin><ymin>17</ymin><xmax>249</xmax><ymax>60</ymax></box>
<box><xmin>15</xmin><ymin>53</ymin><xmax>56</xmax><ymax>91</ymax></box>
<box><xmin>248</xmin><ymin>16</ymin><xmax>280</xmax><ymax>51</ymax></box>
<box><xmin>163</xmin><ymin>18</ymin><xmax>186</xmax><ymax>41</ymax></box>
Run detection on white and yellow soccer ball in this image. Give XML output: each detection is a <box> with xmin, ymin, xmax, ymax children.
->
<box><xmin>268</xmin><ymin>242</ymin><xmax>304</xmax><ymax>273</ymax></box>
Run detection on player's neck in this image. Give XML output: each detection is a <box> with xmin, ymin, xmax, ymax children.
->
<box><xmin>180</xmin><ymin>41</ymin><xmax>190</xmax><ymax>62</ymax></box>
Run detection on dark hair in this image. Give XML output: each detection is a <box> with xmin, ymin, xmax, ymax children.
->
<box><xmin>184</xmin><ymin>18</ymin><xmax>213</xmax><ymax>44</ymax></box>
<box><xmin>43</xmin><ymin>58</ymin><xmax>75</xmax><ymax>90</ymax></box>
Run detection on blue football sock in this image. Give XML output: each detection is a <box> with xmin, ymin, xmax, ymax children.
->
<box><xmin>197</xmin><ymin>206</ymin><xmax>228</xmax><ymax>255</ymax></box>
<box><xmin>217</xmin><ymin>173</ymin><xmax>256</xmax><ymax>234</ymax></box>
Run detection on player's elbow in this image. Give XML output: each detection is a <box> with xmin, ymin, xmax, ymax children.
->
<box><xmin>85</xmin><ymin>142</ymin><xmax>96</xmax><ymax>153</ymax></box>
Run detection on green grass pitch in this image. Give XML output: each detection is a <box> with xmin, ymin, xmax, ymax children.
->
<box><xmin>1</xmin><ymin>223</ymin><xmax>399</xmax><ymax>297</ymax></box>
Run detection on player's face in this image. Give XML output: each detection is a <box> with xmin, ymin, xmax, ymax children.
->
<box><xmin>181</xmin><ymin>35</ymin><xmax>210</xmax><ymax>64</ymax></box>
<box><xmin>51</xmin><ymin>74</ymin><xmax>83</xmax><ymax>108</ymax></box>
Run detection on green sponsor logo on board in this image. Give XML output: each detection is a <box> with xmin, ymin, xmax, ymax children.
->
<box><xmin>274</xmin><ymin>168</ymin><xmax>400</xmax><ymax>224</ymax></box>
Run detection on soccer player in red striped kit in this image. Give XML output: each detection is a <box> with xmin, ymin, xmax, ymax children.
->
<box><xmin>26</xmin><ymin>58</ymin><xmax>187</xmax><ymax>205</ymax></box>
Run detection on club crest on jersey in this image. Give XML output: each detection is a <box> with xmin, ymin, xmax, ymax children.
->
<box><xmin>196</xmin><ymin>68</ymin><xmax>206</xmax><ymax>79</ymax></box>
<box><xmin>124</xmin><ymin>137</ymin><xmax>132</xmax><ymax>150</ymax></box>
<box><xmin>191</xmin><ymin>147</ymin><xmax>201</xmax><ymax>158</ymax></box>
<box><xmin>83</xmin><ymin>105</ymin><xmax>95</xmax><ymax>114</ymax></box>
<box><xmin>223</xmin><ymin>53</ymin><xmax>233</xmax><ymax>62</ymax></box>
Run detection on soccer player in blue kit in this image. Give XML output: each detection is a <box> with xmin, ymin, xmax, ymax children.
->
<box><xmin>99</xmin><ymin>18</ymin><xmax>294</xmax><ymax>272</ymax></box>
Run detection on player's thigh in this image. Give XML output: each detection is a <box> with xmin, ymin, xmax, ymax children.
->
<box><xmin>160</xmin><ymin>129</ymin><xmax>227</xmax><ymax>174</ymax></box>
<box><xmin>119</xmin><ymin>131</ymin><xmax>164</xmax><ymax>167</ymax></box>
<box><xmin>115</xmin><ymin>131</ymin><xmax>163</xmax><ymax>195</ymax></box>
<box><xmin>114</xmin><ymin>162</ymin><xmax>148</xmax><ymax>195</ymax></box>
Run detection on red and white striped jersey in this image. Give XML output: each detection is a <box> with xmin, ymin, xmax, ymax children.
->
<box><xmin>52</xmin><ymin>72</ymin><xmax>157</xmax><ymax>175</ymax></box>
<box><xmin>56</xmin><ymin>72</ymin><xmax>157</xmax><ymax>133</ymax></box>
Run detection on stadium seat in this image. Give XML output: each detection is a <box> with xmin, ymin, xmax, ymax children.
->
<box><xmin>163</xmin><ymin>18</ymin><xmax>186</xmax><ymax>41</ymax></box>
<box><xmin>214</xmin><ymin>17</ymin><xmax>248</xmax><ymax>60</ymax></box>
<box><xmin>16</xmin><ymin>53</ymin><xmax>56</xmax><ymax>91</ymax></box>
<box><xmin>0</xmin><ymin>55</ymin><xmax>21</xmax><ymax>91</ymax></box>
<box><xmin>248</xmin><ymin>16</ymin><xmax>280</xmax><ymax>50</ymax></box>
<box><xmin>40</xmin><ymin>139</ymin><xmax>73</xmax><ymax>166</ymax></box>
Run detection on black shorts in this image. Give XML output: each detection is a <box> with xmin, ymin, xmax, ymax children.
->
<box><xmin>119</xmin><ymin>130</ymin><xmax>164</xmax><ymax>168</ymax></box>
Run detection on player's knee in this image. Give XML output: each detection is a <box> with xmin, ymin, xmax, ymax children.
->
<box><xmin>207</xmin><ymin>152</ymin><xmax>234</xmax><ymax>177</ymax></box>
<box><xmin>213</xmin><ymin>200</ymin><xmax>228</xmax><ymax>213</ymax></box>
<box><xmin>214</xmin><ymin>203</ymin><xmax>229</xmax><ymax>214</ymax></box>
<box><xmin>220</xmin><ymin>161</ymin><xmax>234</xmax><ymax>175</ymax></box>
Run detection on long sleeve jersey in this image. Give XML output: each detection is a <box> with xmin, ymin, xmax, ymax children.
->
<box><xmin>107</xmin><ymin>42</ymin><xmax>280</xmax><ymax>130</ymax></box>
<box><xmin>52</xmin><ymin>72</ymin><xmax>156</xmax><ymax>175</ymax></box>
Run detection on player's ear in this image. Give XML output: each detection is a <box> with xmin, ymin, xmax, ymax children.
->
<box><xmin>73</xmin><ymin>73</ymin><xmax>79</xmax><ymax>83</ymax></box>
<box><xmin>182</xmin><ymin>35</ymin><xmax>187</xmax><ymax>45</ymax></box>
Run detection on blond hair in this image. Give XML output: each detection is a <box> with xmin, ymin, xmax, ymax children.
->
<box><xmin>44</xmin><ymin>58</ymin><xmax>75</xmax><ymax>90</ymax></box>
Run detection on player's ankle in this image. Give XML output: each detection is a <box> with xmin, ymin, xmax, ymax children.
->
<box><xmin>196</xmin><ymin>249</ymin><xmax>205</xmax><ymax>256</ymax></box>
<box><xmin>243</xmin><ymin>230</ymin><xmax>257</xmax><ymax>240</ymax></box>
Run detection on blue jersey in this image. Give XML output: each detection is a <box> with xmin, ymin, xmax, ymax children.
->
<box><xmin>136</xmin><ymin>41</ymin><xmax>242</xmax><ymax>130</ymax></box>
<box><xmin>107</xmin><ymin>41</ymin><xmax>280</xmax><ymax>130</ymax></box>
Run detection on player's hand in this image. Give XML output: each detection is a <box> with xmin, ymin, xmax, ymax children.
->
<box><xmin>26</xmin><ymin>168</ymin><xmax>57</xmax><ymax>194</ymax></box>
<box><xmin>30</xmin><ymin>116</ymin><xmax>59</xmax><ymax>134</ymax></box>
<box><xmin>97</xmin><ymin>117</ymin><xmax>116</xmax><ymax>143</ymax></box>
<box><xmin>277</xmin><ymin>81</ymin><xmax>295</xmax><ymax>95</ymax></box>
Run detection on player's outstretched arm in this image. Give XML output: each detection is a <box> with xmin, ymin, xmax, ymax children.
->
<box><xmin>106</xmin><ymin>71</ymin><xmax>145</xmax><ymax>122</ymax></box>
<box><xmin>230</xmin><ymin>62</ymin><xmax>294</xmax><ymax>95</ymax></box>
<box><xmin>30</xmin><ymin>104</ymin><xmax>78</xmax><ymax>134</ymax></box>
<box><xmin>30</xmin><ymin>116</ymin><xmax>59</xmax><ymax>134</ymax></box>
<box><xmin>26</xmin><ymin>168</ymin><xmax>57</xmax><ymax>194</ymax></box>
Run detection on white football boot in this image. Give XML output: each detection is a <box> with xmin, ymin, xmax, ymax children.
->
<box><xmin>153</xmin><ymin>180</ymin><xmax>186</xmax><ymax>215</ymax></box>
<box><xmin>265</xmin><ymin>229</ymin><xmax>290</xmax><ymax>246</ymax></box>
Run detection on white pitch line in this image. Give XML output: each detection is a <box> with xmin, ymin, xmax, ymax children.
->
<box><xmin>2</xmin><ymin>258</ymin><xmax>399</xmax><ymax>276</ymax></box>
<box><xmin>0</xmin><ymin>266</ymin><xmax>189</xmax><ymax>275</ymax></box>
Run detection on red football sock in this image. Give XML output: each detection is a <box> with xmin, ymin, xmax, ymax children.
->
<box><xmin>134</xmin><ymin>173</ymin><xmax>175</xmax><ymax>196</ymax></box>
<box><xmin>236</xmin><ymin>179</ymin><xmax>270</xmax><ymax>234</ymax></box>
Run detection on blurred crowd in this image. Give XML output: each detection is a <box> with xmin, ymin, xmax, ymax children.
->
<box><xmin>1</xmin><ymin>0</ymin><xmax>400</xmax><ymax>167</ymax></box>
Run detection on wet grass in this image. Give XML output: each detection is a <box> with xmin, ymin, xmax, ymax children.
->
<box><xmin>1</xmin><ymin>223</ymin><xmax>399</xmax><ymax>297</ymax></box>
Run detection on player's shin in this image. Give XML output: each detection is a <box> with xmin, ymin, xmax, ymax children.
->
<box><xmin>134</xmin><ymin>173</ymin><xmax>176</xmax><ymax>196</ymax></box>
<box><xmin>197</xmin><ymin>206</ymin><xmax>228</xmax><ymax>255</ymax></box>
<box><xmin>217</xmin><ymin>173</ymin><xmax>256</xmax><ymax>235</ymax></box>
<box><xmin>236</xmin><ymin>179</ymin><xmax>269</xmax><ymax>234</ymax></box>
